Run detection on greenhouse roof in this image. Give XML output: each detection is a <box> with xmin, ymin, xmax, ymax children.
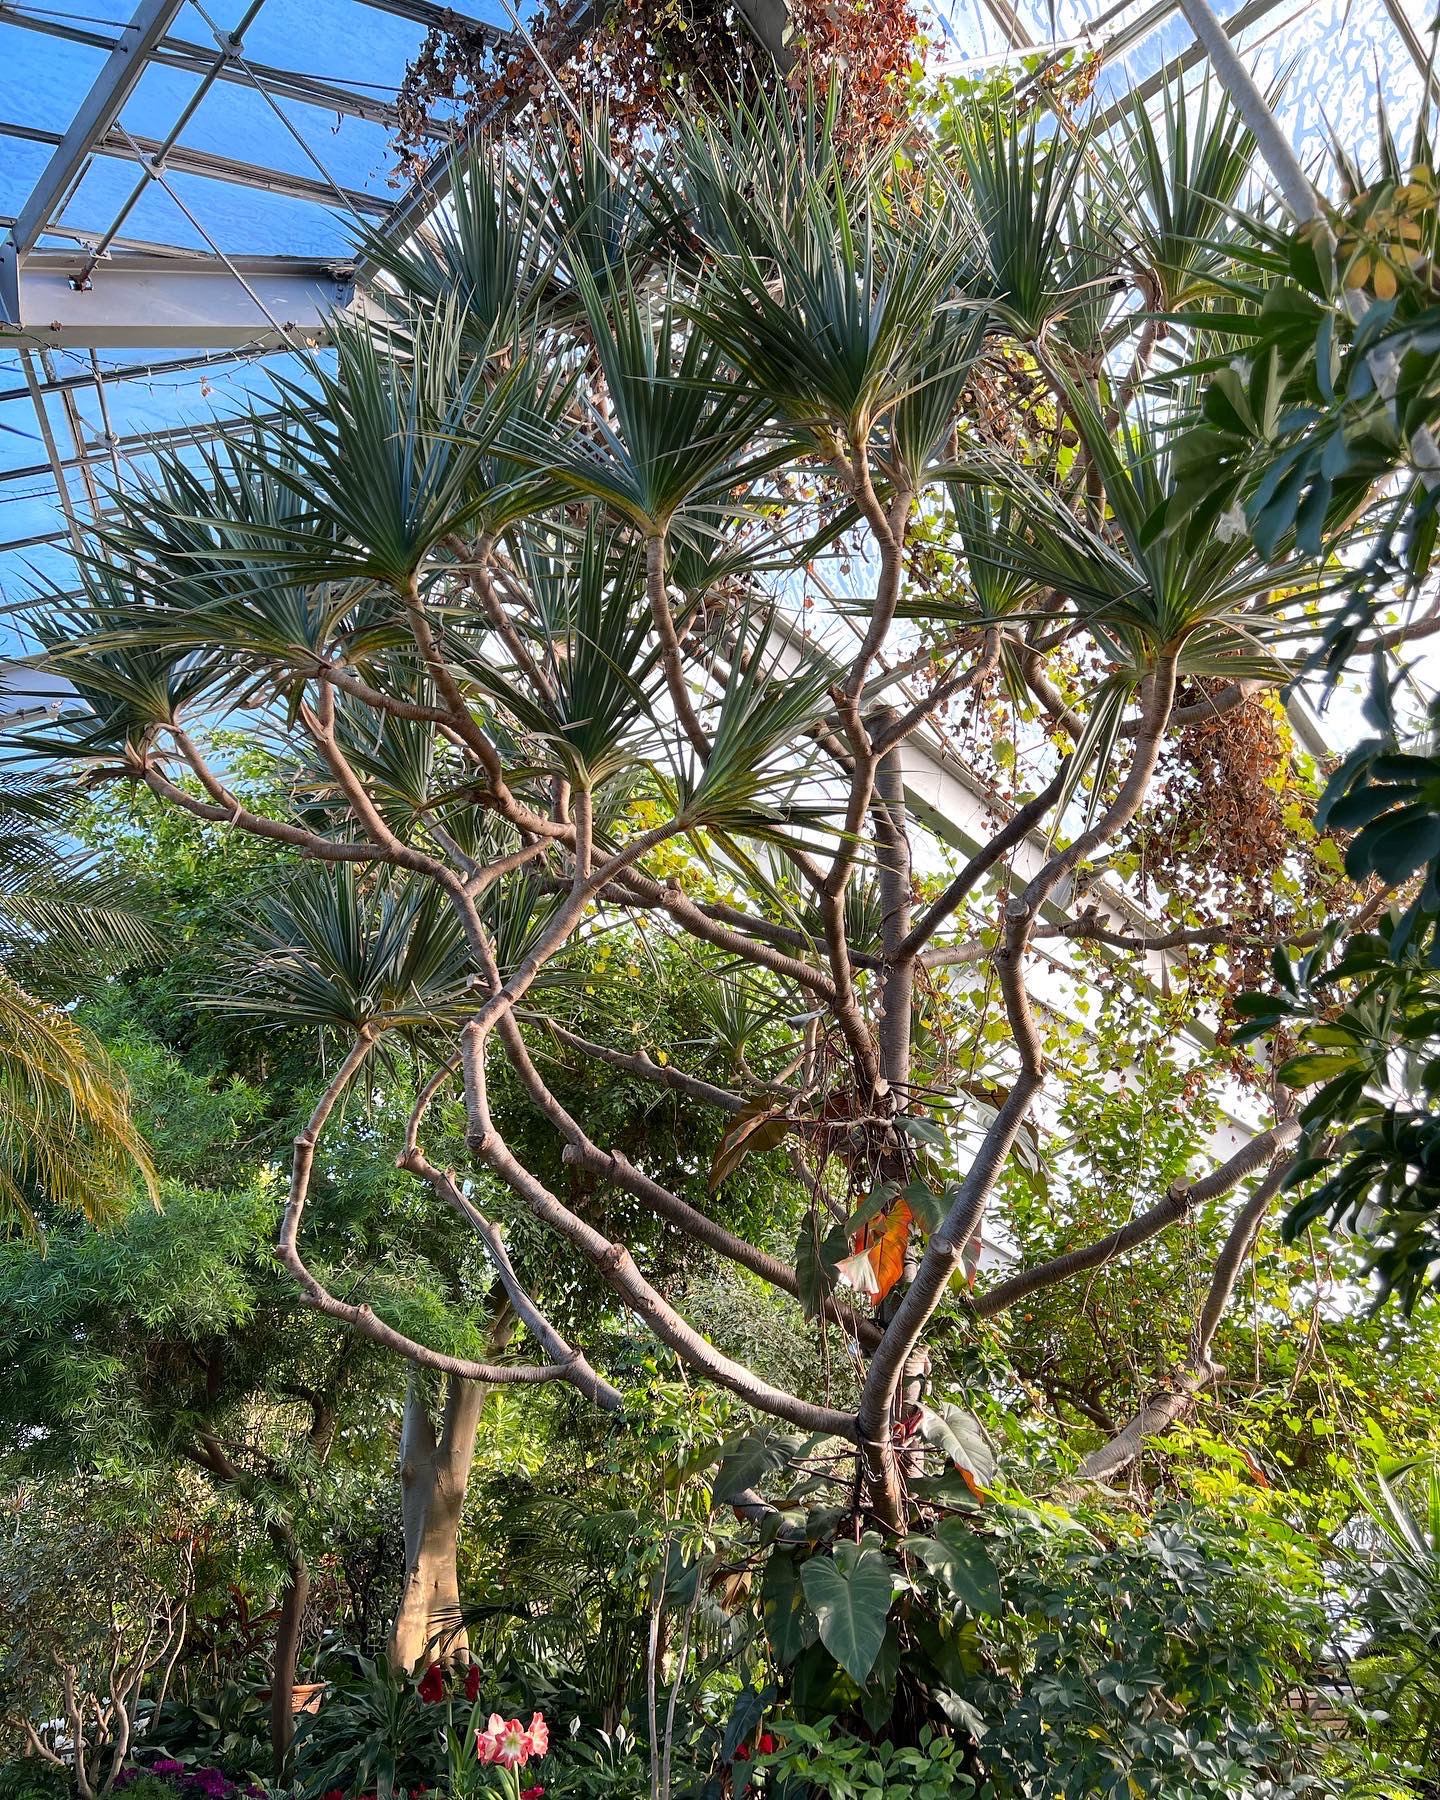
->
<box><xmin>0</xmin><ymin>0</ymin><xmax>1435</xmax><ymax>604</ymax></box>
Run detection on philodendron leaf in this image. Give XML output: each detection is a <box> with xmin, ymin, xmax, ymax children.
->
<box><xmin>799</xmin><ymin>1537</ymin><xmax>895</xmax><ymax>1683</ymax></box>
<box><xmin>919</xmin><ymin>1401</ymin><xmax>997</xmax><ymax>1488</ymax></box>
<box><xmin>908</xmin><ymin>1520</ymin><xmax>1003</xmax><ymax>1616</ymax></box>
<box><xmin>709</xmin><ymin>1098</ymin><xmax>789</xmax><ymax>1189</ymax></box>
<box><xmin>795</xmin><ymin>1214</ymin><xmax>849</xmax><ymax>1318</ymax></box>
<box><xmin>759</xmin><ymin>1550</ymin><xmax>818</xmax><ymax>1666</ymax></box>
<box><xmin>712</xmin><ymin>1428</ymin><xmax>779</xmax><ymax>1505</ymax></box>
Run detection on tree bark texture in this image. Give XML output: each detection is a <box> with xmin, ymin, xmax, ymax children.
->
<box><xmin>266</xmin><ymin>1525</ymin><xmax>310</xmax><ymax>1782</ymax></box>
<box><xmin>389</xmin><ymin>1373</ymin><xmax>487</xmax><ymax>1672</ymax></box>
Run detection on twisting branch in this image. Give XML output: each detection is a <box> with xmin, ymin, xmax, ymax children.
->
<box><xmin>975</xmin><ymin>1117</ymin><xmax>1302</xmax><ymax>1318</ymax></box>
<box><xmin>1078</xmin><ymin>1150</ymin><xmax>1295</xmax><ymax>1482</ymax></box>
<box><xmin>506</xmin><ymin>1016</ymin><xmax>885</xmax><ymax>1350</ymax></box>
<box><xmin>900</xmin><ymin>764</ymin><xmax>1069</xmax><ymax>962</ymax></box>
<box><xmin>140</xmin><ymin>738</ymin><xmax>378</xmax><ymax>864</ymax></box>
<box><xmin>277</xmin><ymin>1027</ymin><xmax>578</xmax><ymax>1385</ymax></box>
<box><xmin>536</xmin><ymin>1019</ymin><xmax>748</xmax><ymax>1113</ymax></box>
<box><xmin>394</xmin><ymin>1055</ymin><xmax>624</xmax><ymax>1416</ymax></box>
<box><xmin>459</xmin><ymin>1008</ymin><xmax>859</xmax><ymax>1436</ymax></box>
<box><xmin>611</xmin><ymin>867</ymin><xmax>845</xmax><ymax>996</ymax></box>
<box><xmin>398</xmin><ymin>1148</ymin><xmax>623</xmax><ymax>1411</ymax></box>
<box><xmin>853</xmin><ymin>660</ymin><xmax>1180</xmax><ymax>1522</ymax></box>
<box><xmin>871</xmin><ymin>629</ymin><xmax>1000</xmax><ymax>752</ymax></box>
<box><xmin>648</xmin><ymin>535</ymin><xmax>712</xmax><ymax>763</ymax></box>
<box><xmin>450</xmin><ymin>532</ymin><xmax>562</xmax><ymax>711</ymax></box>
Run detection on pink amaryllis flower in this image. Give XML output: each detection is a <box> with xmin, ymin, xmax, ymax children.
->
<box><xmin>474</xmin><ymin>1709</ymin><xmax>550</xmax><ymax>1798</ymax></box>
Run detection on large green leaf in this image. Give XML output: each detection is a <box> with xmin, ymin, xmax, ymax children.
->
<box><xmin>908</xmin><ymin>1521</ymin><xmax>1003</xmax><ymax>1616</ymax></box>
<box><xmin>799</xmin><ymin>1537</ymin><xmax>895</xmax><ymax>1683</ymax></box>
<box><xmin>919</xmin><ymin>1401</ymin><xmax>997</xmax><ymax>1487</ymax></box>
<box><xmin>759</xmin><ymin>1551</ymin><xmax>819</xmax><ymax>1667</ymax></box>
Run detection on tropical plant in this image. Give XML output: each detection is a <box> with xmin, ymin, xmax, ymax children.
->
<box><xmin>0</xmin><ymin>779</ymin><xmax>159</xmax><ymax>1235</ymax></box>
<box><xmin>1232</xmin><ymin>675</ymin><xmax>1440</xmax><ymax>1311</ymax></box>
<box><xmin>1347</xmin><ymin>1462</ymin><xmax>1440</xmax><ymax>1782</ymax></box>
<box><xmin>752</xmin><ymin>1718</ymin><xmax>979</xmax><ymax>1799</ymax></box>
<box><xmin>0</xmin><ymin>1002</ymin><xmax>412</xmax><ymax>1780</ymax></box>
<box><xmin>11</xmin><ymin>73</ymin><xmax>1438</xmax><ymax>1768</ymax></box>
<box><xmin>0</xmin><ymin>1478</ymin><xmax>201</xmax><ymax>1800</ymax></box>
<box><xmin>0</xmin><ymin>974</ymin><xmax>155</xmax><ymax>1236</ymax></box>
<box><xmin>288</xmin><ymin>1652</ymin><xmax>445</xmax><ymax>1799</ymax></box>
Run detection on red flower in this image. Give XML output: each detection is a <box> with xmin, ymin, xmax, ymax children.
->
<box><xmin>322</xmin><ymin>1791</ymin><xmax>344</xmax><ymax>1800</ymax></box>
<box><xmin>757</xmin><ymin>1733</ymin><xmax>776</xmax><ymax>1754</ymax></box>
<box><xmin>521</xmin><ymin>1788</ymin><xmax>545</xmax><ymax>1800</ymax></box>
<box><xmin>733</xmin><ymin>1744</ymin><xmax>751</xmax><ymax>1762</ymax></box>
<box><xmin>463</xmin><ymin>1664</ymin><xmax>482</xmax><ymax>1702</ymax></box>
<box><xmin>417</xmin><ymin>1663</ymin><xmax>445</xmax><ymax>1703</ymax></box>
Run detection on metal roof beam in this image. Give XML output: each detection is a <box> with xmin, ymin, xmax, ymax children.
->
<box><xmin>0</xmin><ymin>118</ymin><xmax>393</xmax><ymax>216</ymax></box>
<box><xmin>8</xmin><ymin>0</ymin><xmax>186</xmax><ymax>256</ymax></box>
<box><xmin>0</xmin><ymin>216</ymin><xmax>270</xmax><ymax>259</ymax></box>
<box><xmin>0</xmin><ymin>5</ymin><xmax>423</xmax><ymax>131</ymax></box>
<box><xmin>1091</xmin><ymin>0</ymin><xmax>1307</xmax><ymax>129</ymax></box>
<box><xmin>0</xmin><ymin>401</ymin><xmax>292</xmax><ymax>485</ymax></box>
<box><xmin>0</xmin><ymin>251</ymin><xmax>356</xmax><ymax>349</ymax></box>
<box><xmin>0</xmin><ymin>346</ymin><xmax>268</xmax><ymax>407</ymax></box>
<box><xmin>352</xmin><ymin>0</ymin><xmax>508</xmax><ymax>47</ymax></box>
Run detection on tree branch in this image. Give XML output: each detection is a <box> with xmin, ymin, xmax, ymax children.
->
<box><xmin>1077</xmin><ymin>1152</ymin><xmax>1293</xmax><ymax>1482</ymax></box>
<box><xmin>277</xmin><ymin>1028</ymin><xmax>578</xmax><ymax>1385</ymax></box>
<box><xmin>975</xmin><ymin>1117</ymin><xmax>1302</xmax><ymax>1318</ymax></box>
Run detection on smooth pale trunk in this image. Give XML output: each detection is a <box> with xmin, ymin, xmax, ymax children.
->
<box><xmin>389</xmin><ymin>1374</ymin><xmax>485</xmax><ymax>1672</ymax></box>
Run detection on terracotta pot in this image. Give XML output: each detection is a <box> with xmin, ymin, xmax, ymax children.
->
<box><xmin>291</xmin><ymin>1682</ymin><xmax>327</xmax><ymax>1716</ymax></box>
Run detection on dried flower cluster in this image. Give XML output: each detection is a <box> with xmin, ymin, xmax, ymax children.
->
<box><xmin>392</xmin><ymin>0</ymin><xmax>921</xmax><ymax>171</ymax></box>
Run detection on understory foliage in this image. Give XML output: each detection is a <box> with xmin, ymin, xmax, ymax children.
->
<box><xmin>5</xmin><ymin>58</ymin><xmax>1440</xmax><ymax>1800</ymax></box>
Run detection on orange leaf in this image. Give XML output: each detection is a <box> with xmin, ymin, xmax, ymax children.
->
<box><xmin>709</xmin><ymin>1100</ymin><xmax>788</xmax><ymax>1190</ymax></box>
<box><xmin>959</xmin><ymin>1468</ymin><xmax>989</xmax><ymax>1503</ymax></box>
<box><xmin>868</xmin><ymin>1198</ymin><xmax>913</xmax><ymax>1303</ymax></box>
<box><xmin>1238</xmin><ymin>1448</ymin><xmax>1271</xmax><ymax>1489</ymax></box>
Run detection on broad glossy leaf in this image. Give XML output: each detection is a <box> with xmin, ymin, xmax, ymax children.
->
<box><xmin>795</xmin><ymin>1215</ymin><xmax>848</xmax><ymax>1318</ymax></box>
<box><xmin>759</xmin><ymin>1552</ymin><xmax>818</xmax><ymax>1667</ymax></box>
<box><xmin>919</xmin><ymin>1401</ymin><xmax>996</xmax><ymax>1487</ymax></box>
<box><xmin>799</xmin><ymin>1539</ymin><xmax>895</xmax><ymax>1683</ymax></box>
<box><xmin>908</xmin><ymin>1521</ymin><xmax>1002</xmax><ymax>1616</ymax></box>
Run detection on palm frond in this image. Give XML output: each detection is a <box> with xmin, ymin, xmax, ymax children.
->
<box><xmin>954</xmin><ymin>101</ymin><xmax>1114</xmax><ymax>339</ymax></box>
<box><xmin>676</xmin><ymin>613</ymin><xmax>838</xmax><ymax>837</ymax></box>
<box><xmin>215</xmin><ymin>863</ymin><xmax>474</xmax><ymax>1035</ymax></box>
<box><xmin>0</xmin><ymin>971</ymin><xmax>156</xmax><ymax>1238</ymax></box>
<box><xmin>503</xmin><ymin>264</ymin><xmax>788</xmax><ymax>533</ymax></box>
<box><xmin>1103</xmin><ymin>69</ymin><xmax>1260</xmax><ymax>310</ymax></box>
<box><xmin>680</xmin><ymin>118</ymin><xmax>971</xmax><ymax>438</ymax></box>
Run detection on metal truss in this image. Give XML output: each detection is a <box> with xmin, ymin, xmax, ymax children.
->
<box><xmin>0</xmin><ymin>0</ymin><xmax>1430</xmax><ymax>564</ymax></box>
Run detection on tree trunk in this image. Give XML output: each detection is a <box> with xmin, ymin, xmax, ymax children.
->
<box><xmin>388</xmin><ymin>1373</ymin><xmax>486</xmax><ymax>1673</ymax></box>
<box><xmin>872</xmin><ymin>728</ymin><xmax>928</xmax><ymax>1509</ymax></box>
<box><xmin>267</xmin><ymin>1526</ymin><xmax>309</xmax><ymax>1783</ymax></box>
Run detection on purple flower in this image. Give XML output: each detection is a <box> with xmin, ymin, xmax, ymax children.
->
<box><xmin>152</xmin><ymin>1764</ymin><xmax>186</xmax><ymax>1777</ymax></box>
